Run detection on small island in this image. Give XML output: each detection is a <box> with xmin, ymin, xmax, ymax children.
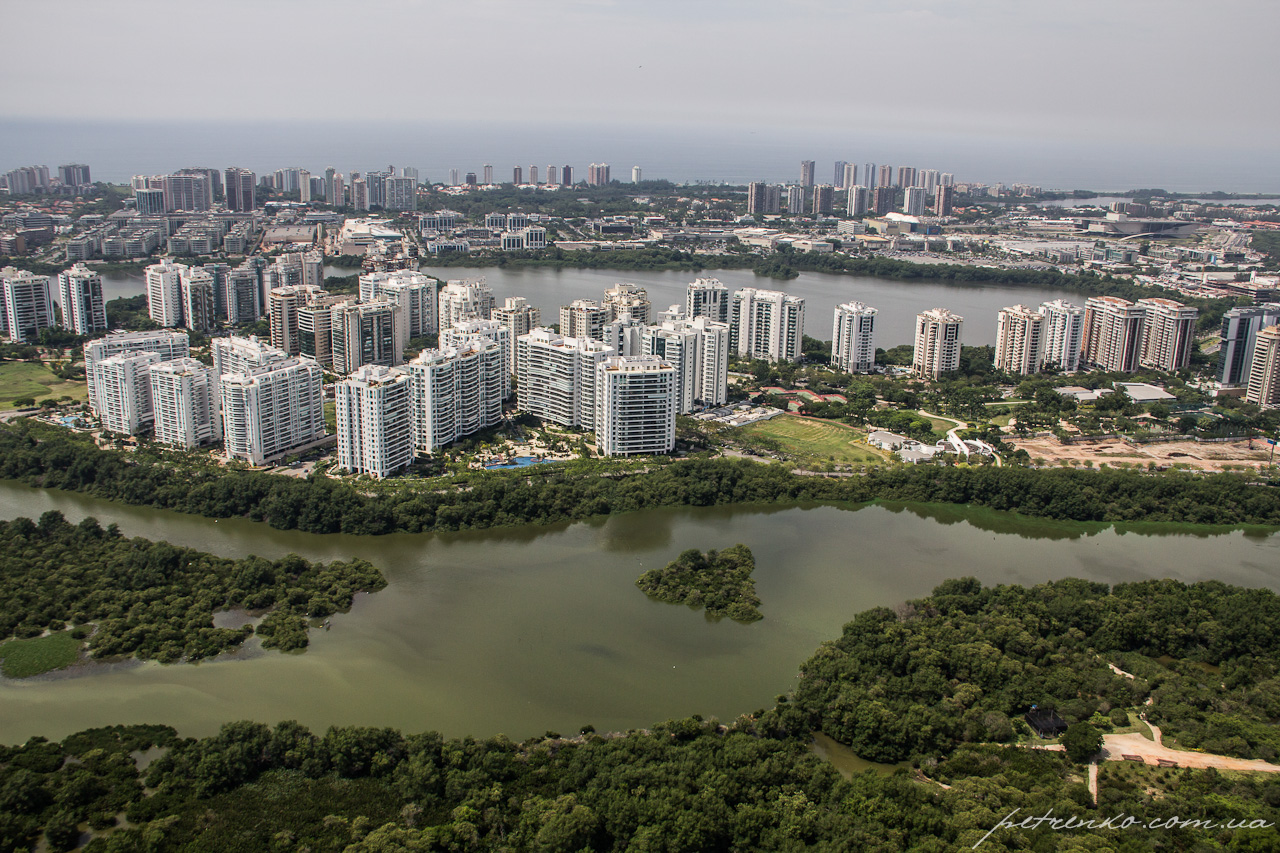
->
<box><xmin>636</xmin><ymin>545</ymin><xmax>763</xmax><ymax>623</ymax></box>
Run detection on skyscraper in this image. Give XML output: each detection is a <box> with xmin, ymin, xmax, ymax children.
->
<box><xmin>872</xmin><ymin>186</ymin><xmax>894</xmax><ymax>216</ymax></box>
<box><xmin>833</xmin><ymin>161</ymin><xmax>849</xmax><ymax>189</ymax></box>
<box><xmin>220</xmin><ymin>357</ymin><xmax>326</xmax><ymax>465</ymax></box>
<box><xmin>560</xmin><ymin>299</ymin><xmax>611</xmax><ymax>341</ymax></box>
<box><xmin>588</xmin><ymin>163</ymin><xmax>611</xmax><ymax>186</ymax></box>
<box><xmin>331</xmin><ymin>301</ymin><xmax>405</xmax><ymax>375</ymax></box>
<box><xmin>441</xmin><ymin>319</ymin><xmax>513</xmax><ymax>399</ymax></box>
<box><xmin>58</xmin><ymin>164</ymin><xmax>91</xmax><ymax>187</ymax></box>
<box><xmin>361</xmin><ymin>270</ymin><xmax>437</xmax><ymax>340</ymax></box>
<box><xmin>150</xmin><ymin>358</ymin><xmax>221</xmax><ymax>449</ymax></box>
<box><xmin>562</xmin><ymin>165</ymin><xmax>574</xmax><ymax>186</ymax></box>
<box><xmin>831</xmin><ymin>302</ymin><xmax>877</xmax><ymax>373</ymax></box>
<box><xmin>994</xmin><ymin>305</ymin><xmax>1046</xmax><ymax>375</ymax></box>
<box><xmin>913</xmin><ymin>309</ymin><xmax>964</xmax><ymax>378</ymax></box>
<box><xmin>877</xmin><ymin>165</ymin><xmax>894</xmax><ymax>189</ymax></box>
<box><xmin>842</xmin><ymin>163</ymin><xmax>857</xmax><ymax>191</ymax></box>
<box><xmin>1245</xmin><ymin>325</ymin><xmax>1280</xmax><ymax>409</ymax></box>
<box><xmin>812</xmin><ymin>185</ymin><xmax>834</xmax><ymax>215</ymax></box>
<box><xmin>595</xmin><ymin>356</ymin><xmax>677</xmax><ymax>457</ymax></box>
<box><xmin>384</xmin><ymin>176</ymin><xmax>418</xmax><ymax>211</ymax></box>
<box><xmin>86</xmin><ymin>331</ymin><xmax>190</xmax><ymax>414</ymax></box>
<box><xmin>903</xmin><ymin>186</ymin><xmax>926</xmax><ymax>216</ymax></box>
<box><xmin>492</xmin><ymin>297</ymin><xmax>541</xmax><ymax>374</ymax></box>
<box><xmin>180</xmin><ymin>267</ymin><xmax>216</xmax><ymax>333</ymax></box>
<box><xmin>529</xmin><ymin>165</ymin><xmax>538</xmax><ymax>185</ymax></box>
<box><xmin>1082</xmin><ymin>297</ymin><xmax>1145</xmax><ymax>372</ymax></box>
<box><xmin>161</xmin><ymin>172</ymin><xmax>212</xmax><ymax>212</ymax></box>
<box><xmin>56</xmin><ymin>263</ymin><xmax>106</xmax><ymax>335</ymax></box>
<box><xmin>2</xmin><ymin>268</ymin><xmax>53</xmax><ymax>343</ymax></box>
<box><xmin>730</xmin><ymin>289</ymin><xmax>805</xmax><ymax>363</ymax></box>
<box><xmin>1039</xmin><ymin>299</ymin><xmax>1085</xmax><ymax>372</ymax></box>
<box><xmin>896</xmin><ymin>166</ymin><xmax>918</xmax><ymax>188</ymax></box>
<box><xmin>934</xmin><ymin>185</ymin><xmax>955</xmax><ymax>216</ymax></box>
<box><xmin>787</xmin><ymin>186</ymin><xmax>807</xmax><ymax>216</ymax></box>
<box><xmin>516</xmin><ymin>329</ymin><xmax>614</xmax><ymax>428</ymax></box>
<box><xmin>1217</xmin><ymin>304</ymin><xmax>1280</xmax><ymax>386</ymax></box>
<box><xmin>483</xmin><ymin>164</ymin><xmax>494</xmax><ymax>185</ymax></box>
<box><xmin>642</xmin><ymin>315</ymin><xmax>730</xmax><ymax>412</ymax></box>
<box><xmin>632</xmin><ymin>166</ymin><xmax>642</xmax><ymax>183</ymax></box>
<box><xmin>438</xmin><ymin>279</ymin><xmax>495</xmax><ymax>329</ymax></box>
<box><xmin>864</xmin><ymin>162</ymin><xmax>877</xmax><ymax>190</ymax></box>
<box><xmin>800</xmin><ymin>160</ymin><xmax>815</xmax><ymax>188</ymax></box>
<box><xmin>328</xmin><ymin>173</ymin><xmax>344</xmax><ymax>207</ymax></box>
<box><xmin>336</xmin><ymin>364</ymin><xmax>413</xmax><ymax>478</ymax></box>
<box><xmin>91</xmin><ymin>351</ymin><xmax>161</xmax><ymax>435</ymax></box>
<box><xmin>1137</xmin><ymin>298</ymin><xmax>1197</xmax><ymax>372</ymax></box>
<box><xmin>407</xmin><ymin>341</ymin><xmax>506</xmax><ymax>452</ymax></box>
<box><xmin>145</xmin><ymin>261</ymin><xmax>184</xmax><ymax>328</ymax></box>
<box><xmin>603</xmin><ymin>283</ymin><xmax>651</xmax><ymax>325</ymax></box>
<box><xmin>686</xmin><ymin>278</ymin><xmax>729</xmax><ymax>324</ymax></box>
<box><xmin>847</xmin><ymin>185</ymin><xmax>869</xmax><ymax>216</ymax></box>
<box><xmin>546</xmin><ymin>165</ymin><xmax>558</xmax><ymax>186</ymax></box>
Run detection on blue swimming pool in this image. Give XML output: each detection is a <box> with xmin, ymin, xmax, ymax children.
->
<box><xmin>483</xmin><ymin>456</ymin><xmax>545</xmax><ymax>470</ymax></box>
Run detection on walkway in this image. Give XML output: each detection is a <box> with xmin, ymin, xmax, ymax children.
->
<box><xmin>916</xmin><ymin>410</ymin><xmax>1003</xmax><ymax>467</ymax></box>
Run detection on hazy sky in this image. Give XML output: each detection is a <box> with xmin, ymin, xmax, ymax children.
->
<box><xmin>7</xmin><ymin>0</ymin><xmax>1276</xmax><ymax>148</ymax></box>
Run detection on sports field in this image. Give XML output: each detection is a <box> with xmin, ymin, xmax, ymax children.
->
<box><xmin>0</xmin><ymin>361</ymin><xmax>88</xmax><ymax>409</ymax></box>
<box><xmin>734</xmin><ymin>415</ymin><xmax>887</xmax><ymax>467</ymax></box>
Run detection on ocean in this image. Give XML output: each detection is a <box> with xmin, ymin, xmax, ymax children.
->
<box><xmin>3</xmin><ymin>118</ymin><xmax>1279</xmax><ymax>194</ymax></box>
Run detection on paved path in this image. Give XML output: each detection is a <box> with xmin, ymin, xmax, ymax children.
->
<box><xmin>917</xmin><ymin>410</ymin><xmax>1003</xmax><ymax>467</ymax></box>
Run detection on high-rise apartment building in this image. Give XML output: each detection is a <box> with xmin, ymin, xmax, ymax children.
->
<box><xmin>225</xmin><ymin>262</ymin><xmax>261</xmax><ymax>324</ymax></box>
<box><xmin>150</xmin><ymin>358</ymin><xmax>221</xmax><ymax>449</ymax></box>
<box><xmin>181</xmin><ymin>267</ymin><xmax>216</xmax><ymax>333</ymax></box>
<box><xmin>812</xmin><ymin>184</ymin><xmax>834</xmax><ymax>215</ymax></box>
<box><xmin>994</xmin><ymin>305</ymin><xmax>1046</xmax><ymax>375</ymax></box>
<box><xmin>595</xmin><ymin>356</ymin><xmax>677</xmax><ymax>457</ymax></box>
<box><xmin>1245</xmin><ymin>326</ymin><xmax>1280</xmax><ymax>409</ymax></box>
<box><xmin>86</xmin><ymin>330</ymin><xmax>190</xmax><ymax>413</ymax></box>
<box><xmin>335</xmin><ymin>364</ymin><xmax>413</xmax><ymax>478</ymax></box>
<box><xmin>730</xmin><ymin>289</ymin><xmax>805</xmax><ymax>363</ymax></box>
<box><xmin>145</xmin><ymin>261</ymin><xmax>184</xmax><ymax>328</ymax></box>
<box><xmin>327</xmin><ymin>173</ymin><xmax>344</xmax><ymax>207</ymax></box>
<box><xmin>1217</xmin><ymin>304</ymin><xmax>1280</xmax><ymax>386</ymax></box>
<box><xmin>211</xmin><ymin>335</ymin><xmax>288</xmax><ymax>378</ymax></box>
<box><xmin>848</xmin><ymin>185</ymin><xmax>870</xmax><ymax>216</ymax></box>
<box><xmin>833</xmin><ymin>161</ymin><xmax>848</xmax><ymax>189</ymax></box>
<box><xmin>442</xmin><ymin>319</ymin><xmax>513</xmax><ymax>399</ymax></box>
<box><xmin>298</xmin><ymin>296</ymin><xmax>354</xmax><ymax>368</ymax></box>
<box><xmin>516</xmin><ymin>329</ymin><xmax>614</xmax><ymax>428</ymax></box>
<box><xmin>1137</xmin><ymin>298</ymin><xmax>1197</xmax><ymax>372</ymax></box>
<box><xmin>800</xmin><ymin>160</ymin><xmax>815</xmax><ymax>188</ymax></box>
<box><xmin>877</xmin><ymin>164</ymin><xmax>894</xmax><ymax>189</ymax></box>
<box><xmin>220</xmin><ymin>357</ymin><xmax>326</xmax><ymax>465</ymax></box>
<box><xmin>686</xmin><ymin>278</ymin><xmax>729</xmax><ymax>324</ymax></box>
<box><xmin>58</xmin><ymin>164</ymin><xmax>91</xmax><ymax>187</ymax></box>
<box><xmin>562</xmin><ymin>165</ymin><xmax>574</xmax><ymax>186</ymax></box>
<box><xmin>384</xmin><ymin>176</ymin><xmax>418</xmax><ymax>211</ymax></box>
<box><xmin>360</xmin><ymin>271</ymin><xmax>437</xmax><ymax>339</ymax></box>
<box><xmin>133</xmin><ymin>187</ymin><xmax>165</xmax><ymax>215</ymax></box>
<box><xmin>161</xmin><ymin>172</ymin><xmax>211</xmax><ymax>212</ymax></box>
<box><xmin>920</xmin><ymin>169</ymin><xmax>941</xmax><ymax>195</ymax></box>
<box><xmin>903</xmin><ymin>186</ymin><xmax>926</xmax><ymax>216</ymax></box>
<box><xmin>787</xmin><ymin>185</ymin><xmax>807</xmax><ymax>216</ymax></box>
<box><xmin>350</xmin><ymin>179</ymin><xmax>369</xmax><ymax>211</ymax></box>
<box><xmin>224</xmin><ymin>168</ymin><xmax>256</xmax><ymax>212</ymax></box>
<box><xmin>298</xmin><ymin>170</ymin><xmax>312</xmax><ymax>202</ymax></box>
<box><xmin>632</xmin><ymin>166</ymin><xmax>642</xmax><ymax>183</ymax></box>
<box><xmin>269</xmin><ymin>286</ymin><xmax>323</xmax><ymax>355</ymax></box>
<box><xmin>407</xmin><ymin>341</ymin><xmax>506</xmax><ymax>452</ymax></box>
<box><xmin>483</xmin><ymin>164</ymin><xmax>494</xmax><ymax>185</ymax></box>
<box><xmin>56</xmin><ymin>263</ymin><xmax>106</xmax><ymax>335</ymax></box>
<box><xmin>864</xmin><ymin>162</ymin><xmax>877</xmax><ymax>190</ymax></box>
<box><xmin>842</xmin><ymin>163</ymin><xmax>857</xmax><ymax>191</ymax></box>
<box><xmin>913</xmin><ymin>308</ymin><xmax>964</xmax><ymax>378</ymax></box>
<box><xmin>438</xmin><ymin>279</ymin><xmax>494</xmax><ymax>329</ymax></box>
<box><xmin>91</xmin><ymin>351</ymin><xmax>161</xmax><ymax>435</ymax></box>
<box><xmin>1</xmin><ymin>268</ymin><xmax>53</xmax><ymax>343</ymax></box>
<box><xmin>831</xmin><ymin>302</ymin><xmax>877</xmax><ymax>373</ymax></box>
<box><xmin>603</xmin><ymin>283</ymin><xmax>651</xmax><ymax>325</ymax></box>
<box><xmin>1039</xmin><ymin>299</ymin><xmax>1085</xmax><ymax>372</ymax></box>
<box><xmin>897</xmin><ymin>166</ymin><xmax>918</xmax><ymax>188</ymax></box>
<box><xmin>1082</xmin><ymin>296</ymin><xmax>1145</xmax><ymax>372</ymax></box>
<box><xmin>492</xmin><ymin>296</ymin><xmax>540</xmax><ymax>374</ymax></box>
<box><xmin>872</xmin><ymin>186</ymin><xmax>894</xmax><ymax>216</ymax></box>
<box><xmin>934</xmin><ymin>185</ymin><xmax>954</xmax><ymax>216</ymax></box>
<box><xmin>747</xmin><ymin>182</ymin><xmax>768</xmax><ymax>215</ymax></box>
<box><xmin>331</xmin><ymin>301</ymin><xmax>404</xmax><ymax>375</ymax></box>
<box><xmin>587</xmin><ymin>163</ymin><xmax>611</xmax><ymax>186</ymax></box>
<box><xmin>560</xmin><ymin>299</ymin><xmax>611</xmax><ymax>341</ymax></box>
<box><xmin>529</xmin><ymin>166</ymin><xmax>538</xmax><ymax>185</ymax></box>
<box><xmin>642</xmin><ymin>315</ymin><xmax>729</xmax><ymax>412</ymax></box>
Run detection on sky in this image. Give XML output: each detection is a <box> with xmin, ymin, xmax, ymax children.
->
<box><xmin>4</xmin><ymin>1</ymin><xmax>1279</xmax><ymax>189</ymax></box>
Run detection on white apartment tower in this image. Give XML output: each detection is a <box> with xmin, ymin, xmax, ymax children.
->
<box><xmin>331</xmin><ymin>301</ymin><xmax>405</xmax><ymax>375</ymax></box>
<box><xmin>913</xmin><ymin>308</ymin><xmax>964</xmax><ymax>378</ymax></box>
<box><xmin>1039</xmin><ymin>300</ymin><xmax>1085</xmax><ymax>372</ymax></box>
<box><xmin>685</xmin><ymin>278</ymin><xmax>729</xmax><ymax>324</ymax></box>
<box><xmin>516</xmin><ymin>329</ymin><xmax>614</xmax><ymax>428</ymax></box>
<box><xmin>994</xmin><ymin>305</ymin><xmax>1046</xmax><ymax>375</ymax></box>
<box><xmin>336</xmin><ymin>364</ymin><xmax>414</xmax><ymax>478</ymax></box>
<box><xmin>360</xmin><ymin>271</ymin><xmax>437</xmax><ymax>339</ymax></box>
<box><xmin>730</xmin><ymin>288</ymin><xmax>805</xmax><ymax>363</ymax></box>
<box><xmin>1083</xmin><ymin>297</ymin><xmax>1146</xmax><ymax>372</ymax></box>
<box><xmin>91</xmin><ymin>351</ymin><xmax>162</xmax><ymax>436</ymax></box>
<box><xmin>560</xmin><ymin>299</ymin><xmax>611</xmax><ymax>342</ymax></box>
<box><xmin>85</xmin><ymin>330</ymin><xmax>190</xmax><ymax>414</ymax></box>
<box><xmin>442</xmin><ymin>319</ymin><xmax>513</xmax><ymax>398</ymax></box>
<box><xmin>438</xmin><ymin>279</ymin><xmax>495</xmax><ymax>329</ymax></box>
<box><xmin>149</xmin><ymin>358</ymin><xmax>221</xmax><ymax>449</ymax></box>
<box><xmin>903</xmin><ymin>186</ymin><xmax>926</xmax><ymax>216</ymax></box>
<box><xmin>220</xmin><ymin>357</ymin><xmax>326</xmax><ymax>465</ymax></box>
<box><xmin>1</xmin><ymin>268</ymin><xmax>54</xmax><ymax>343</ymax></box>
<box><xmin>56</xmin><ymin>264</ymin><xmax>106</xmax><ymax>335</ymax></box>
<box><xmin>1138</xmin><ymin>298</ymin><xmax>1198</xmax><ymax>372</ymax></box>
<box><xmin>642</xmin><ymin>316</ymin><xmax>730</xmax><ymax>412</ymax></box>
<box><xmin>603</xmin><ymin>283</ymin><xmax>651</xmax><ymax>325</ymax></box>
<box><xmin>492</xmin><ymin>297</ymin><xmax>540</xmax><ymax>373</ymax></box>
<box><xmin>831</xmin><ymin>302</ymin><xmax>877</xmax><ymax>373</ymax></box>
<box><xmin>847</xmin><ymin>185</ymin><xmax>870</xmax><ymax>216</ymax></box>
<box><xmin>211</xmin><ymin>335</ymin><xmax>288</xmax><ymax>378</ymax></box>
<box><xmin>604</xmin><ymin>313</ymin><xmax>646</xmax><ymax>358</ymax></box>
<box><xmin>407</xmin><ymin>341</ymin><xmax>506</xmax><ymax>452</ymax></box>
<box><xmin>595</xmin><ymin>356</ymin><xmax>677</xmax><ymax>457</ymax></box>
<box><xmin>1245</xmin><ymin>326</ymin><xmax>1280</xmax><ymax>409</ymax></box>
<box><xmin>145</xmin><ymin>261</ymin><xmax>185</xmax><ymax>328</ymax></box>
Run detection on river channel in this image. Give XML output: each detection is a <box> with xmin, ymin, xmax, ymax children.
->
<box><xmin>1</xmin><ymin>481</ymin><xmax>1277</xmax><ymax>745</ymax></box>
<box><xmin>101</xmin><ymin>266</ymin><xmax>1080</xmax><ymax>346</ymax></box>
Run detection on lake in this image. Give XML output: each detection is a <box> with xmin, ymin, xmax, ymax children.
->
<box><xmin>1</xmin><ymin>480</ymin><xmax>1276</xmax><ymax>745</ymax></box>
<box><xmin>102</xmin><ymin>265</ymin><xmax>1080</xmax><ymax>346</ymax></box>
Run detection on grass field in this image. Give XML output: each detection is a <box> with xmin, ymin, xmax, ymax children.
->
<box><xmin>0</xmin><ymin>631</ymin><xmax>82</xmax><ymax>678</ymax></box>
<box><xmin>734</xmin><ymin>415</ymin><xmax>887</xmax><ymax>467</ymax></box>
<box><xmin>0</xmin><ymin>361</ymin><xmax>88</xmax><ymax>409</ymax></box>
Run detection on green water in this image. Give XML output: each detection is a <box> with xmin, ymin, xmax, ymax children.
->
<box><xmin>0</xmin><ymin>481</ymin><xmax>1277</xmax><ymax>745</ymax></box>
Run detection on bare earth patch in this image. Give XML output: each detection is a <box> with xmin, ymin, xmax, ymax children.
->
<box><xmin>1008</xmin><ymin>436</ymin><xmax>1275</xmax><ymax>473</ymax></box>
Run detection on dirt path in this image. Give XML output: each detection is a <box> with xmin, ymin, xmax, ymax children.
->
<box><xmin>1101</xmin><ymin>732</ymin><xmax>1280</xmax><ymax>773</ymax></box>
<box><xmin>1087</xmin><ymin>762</ymin><xmax>1098</xmax><ymax>803</ymax></box>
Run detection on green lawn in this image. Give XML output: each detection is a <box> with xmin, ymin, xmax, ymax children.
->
<box><xmin>0</xmin><ymin>631</ymin><xmax>82</xmax><ymax>678</ymax></box>
<box><xmin>0</xmin><ymin>361</ymin><xmax>88</xmax><ymax>409</ymax></box>
<box><xmin>734</xmin><ymin>415</ymin><xmax>887</xmax><ymax>467</ymax></box>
